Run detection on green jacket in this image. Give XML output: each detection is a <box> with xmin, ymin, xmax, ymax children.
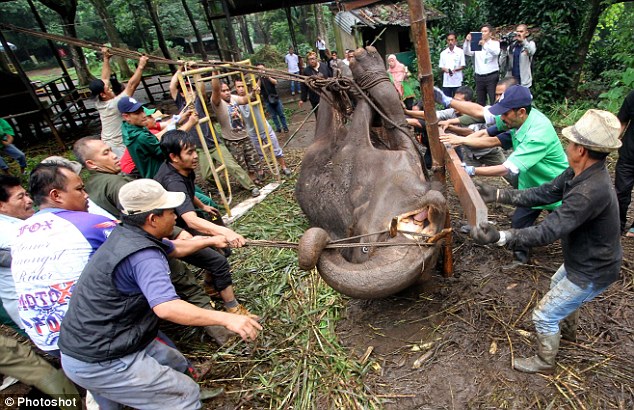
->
<box><xmin>506</xmin><ymin>108</ymin><xmax>569</xmax><ymax>210</ymax></box>
<box><xmin>121</xmin><ymin>122</ymin><xmax>164</xmax><ymax>178</ymax></box>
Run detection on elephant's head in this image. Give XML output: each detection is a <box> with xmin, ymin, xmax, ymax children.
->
<box><xmin>296</xmin><ymin>47</ymin><xmax>448</xmax><ymax>299</ymax></box>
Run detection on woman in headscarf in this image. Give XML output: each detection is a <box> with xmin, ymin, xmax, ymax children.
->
<box><xmin>387</xmin><ymin>54</ymin><xmax>415</xmax><ymax>109</ymax></box>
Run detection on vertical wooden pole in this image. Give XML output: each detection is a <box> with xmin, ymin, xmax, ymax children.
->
<box><xmin>406</xmin><ymin>0</ymin><xmax>445</xmax><ymax>183</ymax></box>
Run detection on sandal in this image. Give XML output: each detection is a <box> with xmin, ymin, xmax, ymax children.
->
<box><xmin>626</xmin><ymin>228</ymin><xmax>634</xmax><ymax>237</ymax></box>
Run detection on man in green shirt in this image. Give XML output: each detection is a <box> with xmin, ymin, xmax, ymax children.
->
<box><xmin>0</xmin><ymin>119</ymin><xmax>27</xmax><ymax>175</ymax></box>
<box><xmin>466</xmin><ymin>86</ymin><xmax>568</xmax><ymax>264</ymax></box>
<box><xmin>119</xmin><ymin>96</ymin><xmax>197</xmax><ymax>178</ymax></box>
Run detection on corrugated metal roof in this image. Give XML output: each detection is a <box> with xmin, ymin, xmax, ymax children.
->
<box><xmin>347</xmin><ymin>1</ymin><xmax>444</xmax><ymax>28</ymax></box>
<box><xmin>335</xmin><ymin>11</ymin><xmax>362</xmax><ymax>34</ymax></box>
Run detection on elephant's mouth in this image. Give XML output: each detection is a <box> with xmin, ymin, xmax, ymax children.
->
<box><xmin>390</xmin><ymin>199</ymin><xmax>446</xmax><ymax>241</ymax></box>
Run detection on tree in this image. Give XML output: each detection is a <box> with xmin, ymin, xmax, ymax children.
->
<box><xmin>141</xmin><ymin>0</ymin><xmax>175</xmax><ymax>71</ymax></box>
<box><xmin>88</xmin><ymin>0</ymin><xmax>133</xmax><ymax>78</ymax></box>
<box><xmin>181</xmin><ymin>0</ymin><xmax>207</xmax><ymax>60</ymax></box>
<box><xmin>38</xmin><ymin>0</ymin><xmax>94</xmax><ymax>85</ymax></box>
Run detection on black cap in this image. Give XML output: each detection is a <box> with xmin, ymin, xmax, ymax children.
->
<box><xmin>88</xmin><ymin>79</ymin><xmax>105</xmax><ymax>98</ymax></box>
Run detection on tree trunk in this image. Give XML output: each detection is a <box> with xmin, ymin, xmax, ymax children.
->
<box><xmin>142</xmin><ymin>0</ymin><xmax>175</xmax><ymax>72</ymax></box>
<box><xmin>220</xmin><ymin>0</ymin><xmax>240</xmax><ymax>60</ymax></box>
<box><xmin>128</xmin><ymin>3</ymin><xmax>151</xmax><ymax>52</ymax></box>
<box><xmin>314</xmin><ymin>4</ymin><xmax>328</xmax><ymax>49</ymax></box>
<box><xmin>238</xmin><ymin>16</ymin><xmax>254</xmax><ymax>55</ymax></box>
<box><xmin>181</xmin><ymin>0</ymin><xmax>208</xmax><ymax>60</ymax></box>
<box><xmin>38</xmin><ymin>0</ymin><xmax>94</xmax><ymax>85</ymax></box>
<box><xmin>298</xmin><ymin>5</ymin><xmax>314</xmax><ymax>49</ymax></box>
<box><xmin>89</xmin><ymin>0</ymin><xmax>133</xmax><ymax>78</ymax></box>
<box><xmin>568</xmin><ymin>0</ymin><xmax>605</xmax><ymax>95</ymax></box>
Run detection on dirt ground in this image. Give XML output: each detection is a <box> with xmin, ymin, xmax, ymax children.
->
<box><xmin>282</xmin><ymin>98</ymin><xmax>633</xmax><ymax>408</ymax></box>
<box><xmin>1</xmin><ymin>92</ymin><xmax>632</xmax><ymax>409</ymax></box>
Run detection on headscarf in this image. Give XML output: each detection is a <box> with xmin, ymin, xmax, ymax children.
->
<box><xmin>387</xmin><ymin>54</ymin><xmax>408</xmax><ymax>97</ymax></box>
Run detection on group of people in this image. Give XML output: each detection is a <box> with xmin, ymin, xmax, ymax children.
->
<box><xmin>1</xmin><ymin>28</ymin><xmax>632</xmax><ymax>405</ymax></box>
<box><xmin>425</xmin><ymin>25</ymin><xmax>629</xmax><ymax>376</ymax></box>
<box><xmin>0</xmin><ymin>47</ymin><xmax>309</xmax><ymax>407</ymax></box>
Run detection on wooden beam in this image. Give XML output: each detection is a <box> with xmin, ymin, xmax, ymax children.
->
<box><xmin>444</xmin><ymin>145</ymin><xmax>488</xmax><ymax>227</ymax></box>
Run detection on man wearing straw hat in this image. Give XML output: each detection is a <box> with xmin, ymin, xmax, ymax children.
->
<box><xmin>470</xmin><ymin>109</ymin><xmax>623</xmax><ymax>374</ymax></box>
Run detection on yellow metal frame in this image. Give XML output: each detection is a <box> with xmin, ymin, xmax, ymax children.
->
<box><xmin>176</xmin><ymin>60</ymin><xmax>280</xmax><ymax>217</ymax></box>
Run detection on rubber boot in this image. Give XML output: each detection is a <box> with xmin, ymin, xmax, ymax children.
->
<box><xmin>33</xmin><ymin>369</ymin><xmax>80</xmax><ymax>410</ymax></box>
<box><xmin>513</xmin><ymin>332</ymin><xmax>560</xmax><ymax>374</ymax></box>
<box><xmin>560</xmin><ymin>310</ymin><xmax>579</xmax><ymax>342</ymax></box>
<box><xmin>204</xmin><ymin>325</ymin><xmax>236</xmax><ymax>346</ymax></box>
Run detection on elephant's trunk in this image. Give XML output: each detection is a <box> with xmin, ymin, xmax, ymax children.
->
<box><xmin>316</xmin><ymin>241</ymin><xmax>441</xmax><ymax>299</ymax></box>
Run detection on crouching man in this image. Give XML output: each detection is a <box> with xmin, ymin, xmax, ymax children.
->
<box><xmin>59</xmin><ymin>179</ymin><xmax>261</xmax><ymax>408</ymax></box>
<box><xmin>470</xmin><ymin>109</ymin><xmax>622</xmax><ymax>374</ymax></box>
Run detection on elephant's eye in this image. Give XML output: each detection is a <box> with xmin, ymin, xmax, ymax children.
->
<box><xmin>361</xmin><ymin>246</ymin><xmax>369</xmax><ymax>254</ymax></box>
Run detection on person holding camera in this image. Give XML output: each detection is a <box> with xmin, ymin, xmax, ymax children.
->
<box><xmin>439</xmin><ymin>32</ymin><xmax>466</xmax><ymax>98</ymax></box>
<box><xmin>500</xmin><ymin>24</ymin><xmax>536</xmax><ymax>88</ymax></box>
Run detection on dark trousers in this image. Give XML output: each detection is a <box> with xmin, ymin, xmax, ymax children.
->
<box><xmin>443</xmin><ymin>86</ymin><xmax>459</xmax><ymax>98</ymax></box>
<box><xmin>615</xmin><ymin>157</ymin><xmax>634</xmax><ymax>231</ymax></box>
<box><xmin>475</xmin><ymin>71</ymin><xmax>499</xmax><ymax>106</ymax></box>
<box><xmin>511</xmin><ymin>206</ymin><xmax>542</xmax><ymax>258</ymax></box>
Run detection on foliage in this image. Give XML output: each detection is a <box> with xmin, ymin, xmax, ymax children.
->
<box><xmin>186</xmin><ymin>179</ymin><xmax>381</xmax><ymax>408</ymax></box>
<box><xmin>247</xmin><ymin>45</ymin><xmax>284</xmax><ymax>69</ymax></box>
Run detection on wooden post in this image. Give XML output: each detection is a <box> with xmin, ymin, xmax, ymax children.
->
<box><xmin>407</xmin><ymin>0</ymin><xmax>445</xmax><ymax>183</ymax></box>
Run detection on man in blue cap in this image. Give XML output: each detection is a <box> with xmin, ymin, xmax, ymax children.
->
<box><xmin>463</xmin><ymin>85</ymin><xmax>568</xmax><ymax>265</ymax></box>
<box><xmin>119</xmin><ymin>95</ymin><xmax>198</xmax><ymax>178</ymax></box>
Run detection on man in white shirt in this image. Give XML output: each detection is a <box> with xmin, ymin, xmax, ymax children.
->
<box><xmin>0</xmin><ymin>175</ymin><xmax>34</xmax><ymax>330</ymax></box>
<box><xmin>88</xmin><ymin>47</ymin><xmax>149</xmax><ymax>158</ymax></box>
<box><xmin>285</xmin><ymin>46</ymin><xmax>300</xmax><ymax>96</ymax></box>
<box><xmin>438</xmin><ymin>32</ymin><xmax>465</xmax><ymax>97</ymax></box>
<box><xmin>463</xmin><ymin>24</ymin><xmax>501</xmax><ymax>106</ymax></box>
<box><xmin>316</xmin><ymin>37</ymin><xmax>327</xmax><ymax>61</ymax></box>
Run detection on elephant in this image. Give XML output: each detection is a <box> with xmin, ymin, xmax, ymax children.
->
<box><xmin>295</xmin><ymin>46</ymin><xmax>448</xmax><ymax>299</ymax></box>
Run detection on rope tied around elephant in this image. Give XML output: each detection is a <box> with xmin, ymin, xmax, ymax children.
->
<box><xmin>244</xmin><ymin>228</ymin><xmax>451</xmax><ymax>250</ymax></box>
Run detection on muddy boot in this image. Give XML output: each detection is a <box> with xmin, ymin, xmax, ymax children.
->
<box><xmin>560</xmin><ymin>311</ymin><xmax>579</xmax><ymax>342</ymax></box>
<box><xmin>34</xmin><ymin>369</ymin><xmax>81</xmax><ymax>410</ymax></box>
<box><xmin>513</xmin><ymin>332</ymin><xmax>560</xmax><ymax>374</ymax></box>
<box><xmin>204</xmin><ymin>325</ymin><xmax>236</xmax><ymax>346</ymax></box>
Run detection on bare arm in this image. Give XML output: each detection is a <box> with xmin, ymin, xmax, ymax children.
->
<box><xmin>168</xmin><ymin>235</ymin><xmax>229</xmax><ymax>258</ymax></box>
<box><xmin>449</xmin><ymin>100</ymin><xmax>485</xmax><ymax>120</ymax></box>
<box><xmin>473</xmin><ymin>164</ymin><xmax>508</xmax><ymax>177</ymax></box>
<box><xmin>169</xmin><ymin>64</ymin><xmax>183</xmax><ymax>100</ymax></box>
<box><xmin>123</xmin><ymin>55</ymin><xmax>149</xmax><ymax>97</ymax></box>
<box><xmin>153</xmin><ymin>300</ymin><xmax>261</xmax><ymax>341</ymax></box>
<box><xmin>100</xmin><ymin>47</ymin><xmax>112</xmax><ymax>83</ymax></box>
<box><xmin>211</xmin><ymin>75</ymin><xmax>222</xmax><ymax>107</ymax></box>
<box><xmin>439</xmin><ymin>132</ymin><xmax>502</xmax><ymax>149</ymax></box>
<box><xmin>181</xmin><ymin>211</ymin><xmax>246</xmax><ymax>247</ymax></box>
<box><xmin>404</xmin><ymin>109</ymin><xmax>425</xmax><ymax>119</ymax></box>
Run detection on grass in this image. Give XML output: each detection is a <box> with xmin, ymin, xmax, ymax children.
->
<box><xmin>184</xmin><ymin>177</ymin><xmax>381</xmax><ymax>409</ymax></box>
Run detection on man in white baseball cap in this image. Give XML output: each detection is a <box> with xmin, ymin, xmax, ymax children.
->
<box><xmin>470</xmin><ymin>109</ymin><xmax>622</xmax><ymax>374</ymax></box>
<box><xmin>59</xmin><ymin>179</ymin><xmax>262</xmax><ymax>408</ymax></box>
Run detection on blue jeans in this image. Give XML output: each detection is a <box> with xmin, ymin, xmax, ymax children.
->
<box><xmin>0</xmin><ymin>143</ymin><xmax>27</xmax><ymax>170</ymax></box>
<box><xmin>289</xmin><ymin>71</ymin><xmax>300</xmax><ymax>93</ymax></box>
<box><xmin>265</xmin><ymin>100</ymin><xmax>288</xmax><ymax>132</ymax></box>
<box><xmin>532</xmin><ymin>264</ymin><xmax>609</xmax><ymax>335</ymax></box>
<box><xmin>248</xmin><ymin>126</ymin><xmax>283</xmax><ymax>158</ymax></box>
<box><xmin>61</xmin><ymin>339</ymin><xmax>200</xmax><ymax>410</ymax></box>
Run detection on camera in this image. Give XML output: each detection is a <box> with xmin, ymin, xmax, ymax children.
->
<box><xmin>500</xmin><ymin>32</ymin><xmax>518</xmax><ymax>46</ymax></box>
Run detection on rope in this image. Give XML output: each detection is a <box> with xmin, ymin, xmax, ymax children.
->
<box><xmin>0</xmin><ymin>23</ymin><xmax>412</xmax><ymax>135</ymax></box>
<box><xmin>244</xmin><ymin>228</ymin><xmax>451</xmax><ymax>250</ymax></box>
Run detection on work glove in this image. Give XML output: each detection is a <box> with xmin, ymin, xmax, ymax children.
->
<box><xmin>474</xmin><ymin>181</ymin><xmax>512</xmax><ymax>204</ymax></box>
<box><xmin>433</xmin><ymin>86</ymin><xmax>453</xmax><ymax>108</ymax></box>
<box><xmin>471</xmin><ymin>222</ymin><xmax>501</xmax><ymax>245</ymax></box>
<box><xmin>461</xmin><ymin>162</ymin><xmax>475</xmax><ymax>176</ymax></box>
<box><xmin>475</xmin><ymin>181</ymin><xmax>497</xmax><ymax>203</ymax></box>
